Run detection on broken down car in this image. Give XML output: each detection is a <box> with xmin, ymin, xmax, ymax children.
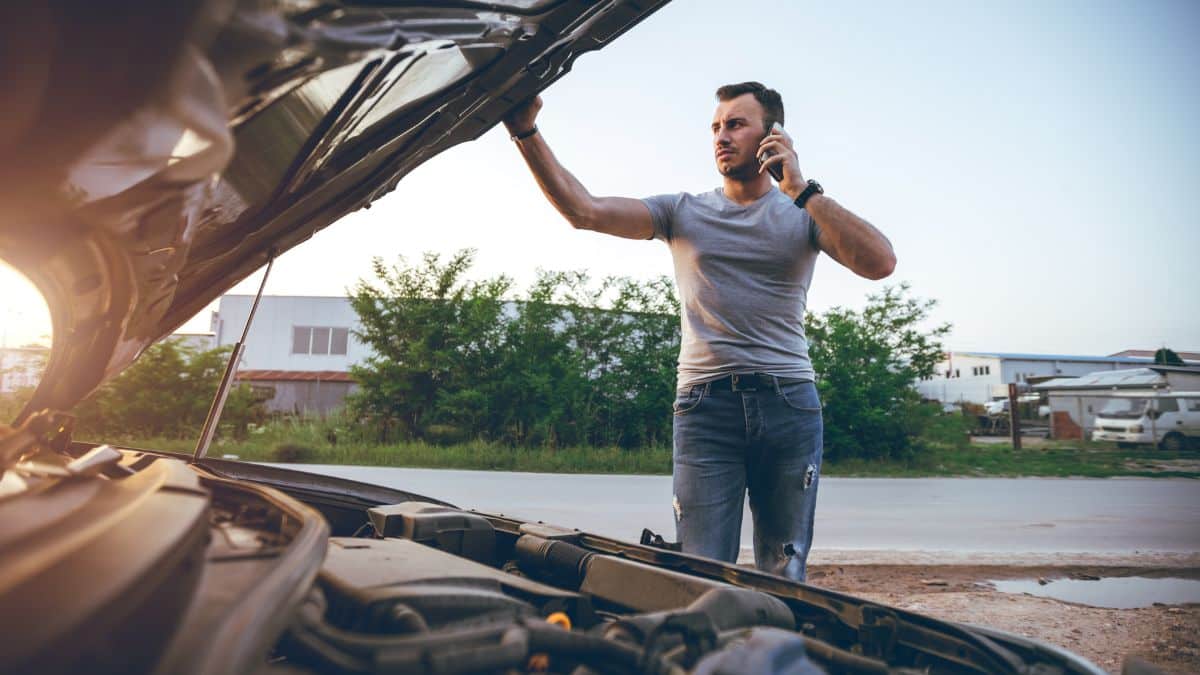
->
<box><xmin>0</xmin><ymin>1</ymin><xmax>1105</xmax><ymax>673</ymax></box>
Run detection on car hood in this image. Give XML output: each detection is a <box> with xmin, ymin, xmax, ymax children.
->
<box><xmin>0</xmin><ymin>0</ymin><xmax>668</xmax><ymax>421</ymax></box>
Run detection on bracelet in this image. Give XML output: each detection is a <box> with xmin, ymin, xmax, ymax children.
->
<box><xmin>510</xmin><ymin>125</ymin><xmax>539</xmax><ymax>142</ymax></box>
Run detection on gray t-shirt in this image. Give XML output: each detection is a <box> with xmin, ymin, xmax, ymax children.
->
<box><xmin>643</xmin><ymin>187</ymin><xmax>819</xmax><ymax>388</ymax></box>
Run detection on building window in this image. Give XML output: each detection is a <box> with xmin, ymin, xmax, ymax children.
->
<box><xmin>292</xmin><ymin>326</ymin><xmax>312</xmax><ymax>354</ymax></box>
<box><xmin>955</xmin><ymin>369</ymin><xmax>960</xmax><ymax>378</ymax></box>
<box><xmin>311</xmin><ymin>327</ymin><xmax>330</xmax><ymax>355</ymax></box>
<box><xmin>292</xmin><ymin>325</ymin><xmax>350</xmax><ymax>355</ymax></box>
<box><xmin>331</xmin><ymin>327</ymin><xmax>349</xmax><ymax>355</ymax></box>
<box><xmin>984</xmin><ymin>365</ymin><xmax>990</xmax><ymax>375</ymax></box>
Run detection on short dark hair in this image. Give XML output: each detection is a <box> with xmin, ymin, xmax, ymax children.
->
<box><xmin>715</xmin><ymin>81</ymin><xmax>784</xmax><ymax>131</ymax></box>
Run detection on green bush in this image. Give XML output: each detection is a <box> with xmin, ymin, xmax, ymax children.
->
<box><xmin>347</xmin><ymin>252</ymin><xmax>951</xmax><ymax>462</ymax></box>
<box><xmin>807</xmin><ymin>283</ymin><xmax>951</xmax><ymax>461</ymax></box>
<box><xmin>348</xmin><ymin>251</ymin><xmax>679</xmax><ymax>450</ymax></box>
<box><xmin>270</xmin><ymin>443</ymin><xmax>316</xmax><ymax>463</ymax></box>
<box><xmin>917</xmin><ymin>408</ymin><xmax>972</xmax><ymax>450</ymax></box>
<box><xmin>71</xmin><ymin>339</ymin><xmax>265</xmax><ymax>441</ymax></box>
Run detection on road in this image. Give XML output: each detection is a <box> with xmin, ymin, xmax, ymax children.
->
<box><xmin>284</xmin><ymin>465</ymin><xmax>1200</xmax><ymax>564</ymax></box>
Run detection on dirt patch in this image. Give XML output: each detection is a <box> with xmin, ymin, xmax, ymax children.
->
<box><xmin>1123</xmin><ymin>459</ymin><xmax>1200</xmax><ymax>473</ymax></box>
<box><xmin>807</xmin><ymin>564</ymin><xmax>1200</xmax><ymax>674</ymax></box>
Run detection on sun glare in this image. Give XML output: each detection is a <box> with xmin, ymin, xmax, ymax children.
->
<box><xmin>0</xmin><ymin>261</ymin><xmax>52</xmax><ymax>349</ymax></box>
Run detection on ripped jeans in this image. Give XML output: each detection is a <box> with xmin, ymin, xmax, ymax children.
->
<box><xmin>671</xmin><ymin>376</ymin><xmax>823</xmax><ymax>581</ymax></box>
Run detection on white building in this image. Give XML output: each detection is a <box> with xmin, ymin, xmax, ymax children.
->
<box><xmin>0</xmin><ymin>346</ymin><xmax>49</xmax><ymax>394</ymax></box>
<box><xmin>914</xmin><ymin>351</ymin><xmax>1177</xmax><ymax>404</ymax></box>
<box><xmin>169</xmin><ymin>332</ymin><xmax>217</xmax><ymax>352</ymax></box>
<box><xmin>211</xmin><ymin>295</ymin><xmax>369</xmax><ymax>415</ymax></box>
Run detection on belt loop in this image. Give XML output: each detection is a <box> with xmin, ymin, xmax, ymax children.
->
<box><xmin>703</xmin><ymin>381</ymin><xmax>712</xmax><ymax>396</ymax></box>
<box><xmin>770</xmin><ymin>373</ymin><xmax>782</xmax><ymax>394</ymax></box>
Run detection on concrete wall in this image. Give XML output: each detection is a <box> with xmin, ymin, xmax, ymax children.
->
<box><xmin>916</xmin><ymin>355</ymin><xmax>1004</xmax><ymax>404</ymax></box>
<box><xmin>916</xmin><ymin>352</ymin><xmax>1158</xmax><ymax>405</ymax></box>
<box><xmin>1046</xmin><ymin>393</ymin><xmax>1133</xmax><ymax>439</ymax></box>
<box><xmin>1000</xmin><ymin>359</ymin><xmax>1138</xmax><ymax>385</ymax></box>
<box><xmin>0</xmin><ymin>348</ymin><xmax>47</xmax><ymax>393</ymax></box>
<box><xmin>215</xmin><ymin>295</ymin><xmax>371</xmax><ymax>372</ymax></box>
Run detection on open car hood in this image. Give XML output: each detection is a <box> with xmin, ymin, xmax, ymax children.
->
<box><xmin>0</xmin><ymin>0</ymin><xmax>667</xmax><ymax>420</ymax></box>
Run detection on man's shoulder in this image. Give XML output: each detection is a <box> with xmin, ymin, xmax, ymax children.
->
<box><xmin>643</xmin><ymin>188</ymin><xmax>721</xmax><ymax>218</ymax></box>
<box><xmin>666</xmin><ymin>188</ymin><xmax>725</xmax><ymax>213</ymax></box>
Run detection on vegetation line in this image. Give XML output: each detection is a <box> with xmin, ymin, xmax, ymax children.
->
<box><xmin>108</xmin><ymin>433</ymin><xmax>1197</xmax><ymax>479</ymax></box>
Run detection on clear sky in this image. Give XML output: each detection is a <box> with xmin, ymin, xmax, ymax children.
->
<box><xmin>3</xmin><ymin>0</ymin><xmax>1198</xmax><ymax>354</ymax></box>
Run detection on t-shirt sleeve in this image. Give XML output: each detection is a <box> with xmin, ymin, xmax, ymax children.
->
<box><xmin>801</xmin><ymin>209</ymin><xmax>821</xmax><ymax>252</ymax></box>
<box><xmin>640</xmin><ymin>193</ymin><xmax>682</xmax><ymax>242</ymax></box>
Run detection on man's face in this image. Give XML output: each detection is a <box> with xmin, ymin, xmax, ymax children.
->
<box><xmin>712</xmin><ymin>94</ymin><xmax>769</xmax><ymax>179</ymax></box>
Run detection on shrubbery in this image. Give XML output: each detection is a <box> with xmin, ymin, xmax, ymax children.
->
<box><xmin>350</xmin><ymin>251</ymin><xmax>950</xmax><ymax>460</ymax></box>
<box><xmin>348</xmin><ymin>251</ymin><xmax>679</xmax><ymax>449</ymax></box>
<box><xmin>70</xmin><ymin>339</ymin><xmax>265</xmax><ymax>440</ymax></box>
<box><xmin>3</xmin><ymin>252</ymin><xmax>951</xmax><ymax>464</ymax></box>
<box><xmin>805</xmin><ymin>283</ymin><xmax>951</xmax><ymax>461</ymax></box>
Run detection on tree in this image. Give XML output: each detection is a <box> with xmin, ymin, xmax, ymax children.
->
<box><xmin>348</xmin><ymin>251</ymin><xmax>680</xmax><ymax>448</ymax></box>
<box><xmin>72</xmin><ymin>339</ymin><xmax>264</xmax><ymax>439</ymax></box>
<box><xmin>347</xmin><ymin>250</ymin><xmax>511</xmax><ymax>442</ymax></box>
<box><xmin>1154</xmin><ymin>348</ymin><xmax>1185</xmax><ymax>366</ymax></box>
<box><xmin>806</xmin><ymin>283</ymin><xmax>950</xmax><ymax>461</ymax></box>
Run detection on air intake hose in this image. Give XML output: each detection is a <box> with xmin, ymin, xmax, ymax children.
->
<box><xmin>514</xmin><ymin>535</ymin><xmax>594</xmax><ymax>589</ymax></box>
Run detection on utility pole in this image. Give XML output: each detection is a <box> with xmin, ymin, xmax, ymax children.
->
<box><xmin>1008</xmin><ymin>382</ymin><xmax>1022</xmax><ymax>450</ymax></box>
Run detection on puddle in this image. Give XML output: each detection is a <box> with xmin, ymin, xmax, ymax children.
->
<box><xmin>991</xmin><ymin>577</ymin><xmax>1200</xmax><ymax>609</ymax></box>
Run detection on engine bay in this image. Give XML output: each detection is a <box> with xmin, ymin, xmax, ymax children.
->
<box><xmin>0</xmin><ymin>432</ymin><xmax>1098</xmax><ymax>675</ymax></box>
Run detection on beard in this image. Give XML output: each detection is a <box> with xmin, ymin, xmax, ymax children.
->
<box><xmin>717</xmin><ymin>151</ymin><xmax>759</xmax><ymax>180</ymax></box>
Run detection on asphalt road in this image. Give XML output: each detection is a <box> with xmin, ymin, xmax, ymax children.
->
<box><xmin>287</xmin><ymin>465</ymin><xmax>1200</xmax><ymax>563</ymax></box>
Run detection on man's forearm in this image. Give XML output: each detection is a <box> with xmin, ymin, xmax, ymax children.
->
<box><xmin>512</xmin><ymin>132</ymin><xmax>599</xmax><ymax>229</ymax></box>
<box><xmin>805</xmin><ymin>194</ymin><xmax>896</xmax><ymax>280</ymax></box>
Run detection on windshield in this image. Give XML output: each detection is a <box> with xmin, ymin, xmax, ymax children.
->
<box><xmin>1097</xmin><ymin>398</ymin><xmax>1150</xmax><ymax>419</ymax></box>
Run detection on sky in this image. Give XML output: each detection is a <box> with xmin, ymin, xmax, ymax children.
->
<box><xmin>3</xmin><ymin>0</ymin><xmax>1198</xmax><ymax>355</ymax></box>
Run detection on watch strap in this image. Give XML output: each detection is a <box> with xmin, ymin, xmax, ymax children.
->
<box><xmin>510</xmin><ymin>125</ymin><xmax>539</xmax><ymax>141</ymax></box>
<box><xmin>793</xmin><ymin>180</ymin><xmax>823</xmax><ymax>209</ymax></box>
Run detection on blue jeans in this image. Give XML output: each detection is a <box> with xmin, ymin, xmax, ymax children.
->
<box><xmin>671</xmin><ymin>376</ymin><xmax>823</xmax><ymax>581</ymax></box>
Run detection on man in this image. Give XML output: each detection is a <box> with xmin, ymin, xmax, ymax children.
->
<box><xmin>503</xmin><ymin>82</ymin><xmax>895</xmax><ymax>580</ymax></box>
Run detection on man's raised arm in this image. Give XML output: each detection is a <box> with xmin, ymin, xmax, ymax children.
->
<box><xmin>757</xmin><ymin>125</ymin><xmax>896</xmax><ymax>280</ymax></box>
<box><xmin>504</xmin><ymin>96</ymin><xmax>654</xmax><ymax>240</ymax></box>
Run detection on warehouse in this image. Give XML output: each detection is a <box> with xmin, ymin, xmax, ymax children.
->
<box><xmin>914</xmin><ymin>351</ymin><xmax>1169</xmax><ymax>404</ymax></box>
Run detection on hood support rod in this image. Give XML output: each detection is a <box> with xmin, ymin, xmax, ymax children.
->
<box><xmin>192</xmin><ymin>251</ymin><xmax>275</xmax><ymax>463</ymax></box>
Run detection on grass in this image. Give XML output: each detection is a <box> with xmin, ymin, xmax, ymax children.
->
<box><xmin>103</xmin><ymin>434</ymin><xmax>675</xmax><ymax>475</ymax></box>
<box><xmin>101</xmin><ymin>419</ymin><xmax>1199</xmax><ymax>479</ymax></box>
<box><xmin>828</xmin><ymin>442</ymin><xmax>1200</xmax><ymax>479</ymax></box>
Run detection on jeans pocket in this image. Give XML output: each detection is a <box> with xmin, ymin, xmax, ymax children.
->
<box><xmin>778</xmin><ymin>381</ymin><xmax>822</xmax><ymax>411</ymax></box>
<box><xmin>672</xmin><ymin>385</ymin><xmax>707</xmax><ymax>416</ymax></box>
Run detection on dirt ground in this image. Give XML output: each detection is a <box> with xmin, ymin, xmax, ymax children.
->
<box><xmin>806</xmin><ymin>563</ymin><xmax>1200</xmax><ymax>674</ymax></box>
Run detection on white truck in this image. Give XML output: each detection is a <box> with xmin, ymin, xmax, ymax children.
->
<box><xmin>1091</xmin><ymin>391</ymin><xmax>1200</xmax><ymax>451</ymax></box>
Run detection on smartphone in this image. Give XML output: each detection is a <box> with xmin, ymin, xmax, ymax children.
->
<box><xmin>758</xmin><ymin>122</ymin><xmax>785</xmax><ymax>182</ymax></box>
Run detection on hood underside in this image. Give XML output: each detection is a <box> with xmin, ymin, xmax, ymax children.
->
<box><xmin>0</xmin><ymin>0</ymin><xmax>667</xmax><ymax>420</ymax></box>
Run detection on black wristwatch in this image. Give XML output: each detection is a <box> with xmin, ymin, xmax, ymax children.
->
<box><xmin>793</xmin><ymin>179</ymin><xmax>824</xmax><ymax>209</ymax></box>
